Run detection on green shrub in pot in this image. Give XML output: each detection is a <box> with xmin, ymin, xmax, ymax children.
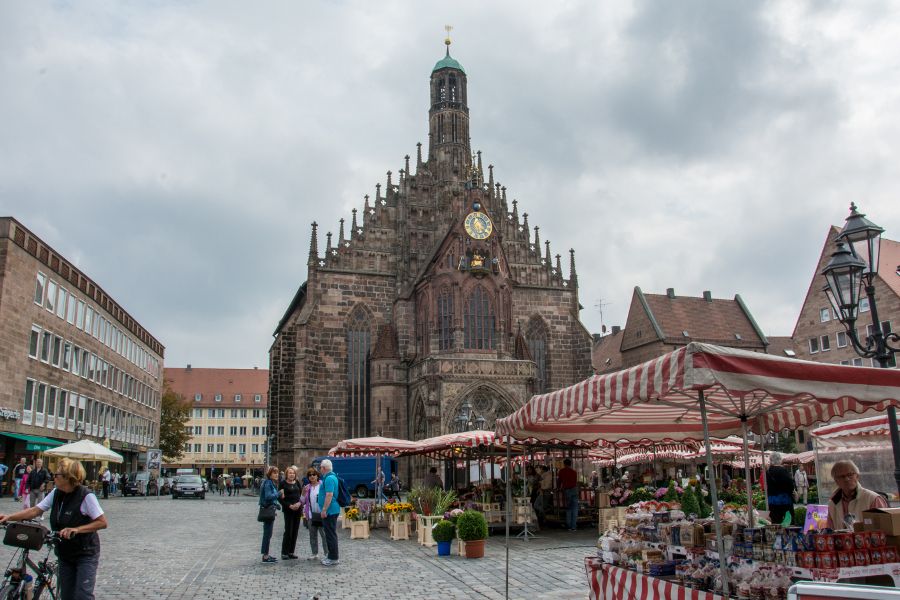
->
<box><xmin>456</xmin><ymin>509</ymin><xmax>488</xmax><ymax>541</ymax></box>
<box><xmin>432</xmin><ymin>519</ymin><xmax>456</xmax><ymax>543</ymax></box>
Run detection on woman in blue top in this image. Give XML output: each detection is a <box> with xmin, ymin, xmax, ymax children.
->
<box><xmin>259</xmin><ymin>466</ymin><xmax>280</xmax><ymax>563</ymax></box>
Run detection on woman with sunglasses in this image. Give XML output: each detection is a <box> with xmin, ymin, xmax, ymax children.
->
<box><xmin>0</xmin><ymin>457</ymin><xmax>108</xmax><ymax>600</ymax></box>
<box><xmin>300</xmin><ymin>468</ymin><xmax>329</xmax><ymax>560</ymax></box>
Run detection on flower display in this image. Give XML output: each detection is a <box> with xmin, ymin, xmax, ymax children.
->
<box><xmin>383</xmin><ymin>502</ymin><xmax>414</xmax><ymax>515</ymax></box>
<box><xmin>345</xmin><ymin>507</ymin><xmax>365</xmax><ymax>521</ymax></box>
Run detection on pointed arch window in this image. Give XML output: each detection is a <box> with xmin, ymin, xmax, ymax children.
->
<box><xmin>526</xmin><ymin>317</ymin><xmax>550</xmax><ymax>393</ymax></box>
<box><xmin>464</xmin><ymin>286</ymin><xmax>496</xmax><ymax>350</ymax></box>
<box><xmin>438</xmin><ymin>288</ymin><xmax>454</xmax><ymax>351</ymax></box>
<box><xmin>347</xmin><ymin>308</ymin><xmax>371</xmax><ymax>438</ymax></box>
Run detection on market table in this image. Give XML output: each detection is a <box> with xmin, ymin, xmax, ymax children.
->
<box><xmin>585</xmin><ymin>557</ymin><xmax>727</xmax><ymax>600</ymax></box>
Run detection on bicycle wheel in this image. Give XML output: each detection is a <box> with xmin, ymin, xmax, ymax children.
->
<box><xmin>0</xmin><ymin>582</ymin><xmax>22</xmax><ymax>600</ymax></box>
<box><xmin>32</xmin><ymin>577</ymin><xmax>58</xmax><ymax>600</ymax></box>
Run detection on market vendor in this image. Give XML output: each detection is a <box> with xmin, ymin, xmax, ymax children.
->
<box><xmin>826</xmin><ymin>459</ymin><xmax>888</xmax><ymax>530</ymax></box>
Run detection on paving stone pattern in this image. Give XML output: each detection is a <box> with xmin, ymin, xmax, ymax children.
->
<box><xmin>0</xmin><ymin>495</ymin><xmax>594</xmax><ymax>600</ymax></box>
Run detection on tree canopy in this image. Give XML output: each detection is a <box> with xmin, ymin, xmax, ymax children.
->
<box><xmin>160</xmin><ymin>382</ymin><xmax>192</xmax><ymax>462</ymax></box>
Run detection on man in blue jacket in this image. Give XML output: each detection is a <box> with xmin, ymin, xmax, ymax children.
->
<box><xmin>319</xmin><ymin>459</ymin><xmax>341</xmax><ymax>566</ymax></box>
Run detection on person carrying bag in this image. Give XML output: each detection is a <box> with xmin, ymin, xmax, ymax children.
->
<box><xmin>258</xmin><ymin>466</ymin><xmax>280</xmax><ymax>563</ymax></box>
<box><xmin>300</xmin><ymin>468</ymin><xmax>329</xmax><ymax>561</ymax></box>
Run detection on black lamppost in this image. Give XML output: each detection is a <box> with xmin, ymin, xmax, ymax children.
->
<box><xmin>821</xmin><ymin>203</ymin><xmax>900</xmax><ymax>495</ymax></box>
<box><xmin>454</xmin><ymin>400</ymin><xmax>487</xmax><ymax>433</ymax></box>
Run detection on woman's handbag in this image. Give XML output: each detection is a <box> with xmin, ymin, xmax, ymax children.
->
<box><xmin>257</xmin><ymin>505</ymin><xmax>277</xmax><ymax>523</ymax></box>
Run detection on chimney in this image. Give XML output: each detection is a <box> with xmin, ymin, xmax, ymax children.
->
<box><xmin>666</xmin><ymin>288</ymin><xmax>675</xmax><ymax>299</ymax></box>
<box><xmin>186</xmin><ymin>364</ymin><xmax>192</xmax><ymax>371</ymax></box>
<box><xmin>612</xmin><ymin>325</ymin><xmax>622</xmax><ymax>334</ymax></box>
<box><xmin>703</xmin><ymin>291</ymin><xmax>712</xmax><ymax>302</ymax></box>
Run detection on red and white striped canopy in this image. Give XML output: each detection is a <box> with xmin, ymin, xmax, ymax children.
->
<box><xmin>328</xmin><ymin>436</ymin><xmax>419</xmax><ymax>456</ymax></box>
<box><xmin>496</xmin><ymin>343</ymin><xmax>900</xmax><ymax>444</ymax></box>
<box><xmin>409</xmin><ymin>430</ymin><xmax>498</xmax><ymax>457</ymax></box>
<box><xmin>783</xmin><ymin>450</ymin><xmax>816</xmax><ymax>465</ymax></box>
<box><xmin>811</xmin><ymin>414</ymin><xmax>890</xmax><ymax>439</ymax></box>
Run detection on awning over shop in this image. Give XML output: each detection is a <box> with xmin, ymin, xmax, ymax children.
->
<box><xmin>1</xmin><ymin>432</ymin><xmax>65</xmax><ymax>452</ymax></box>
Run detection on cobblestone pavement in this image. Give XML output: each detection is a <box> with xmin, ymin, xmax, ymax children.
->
<box><xmin>0</xmin><ymin>494</ymin><xmax>596</xmax><ymax>599</ymax></box>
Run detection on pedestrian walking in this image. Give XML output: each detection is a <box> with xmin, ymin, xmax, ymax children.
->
<box><xmin>794</xmin><ymin>467</ymin><xmax>809</xmax><ymax>504</ymax></box>
<box><xmin>12</xmin><ymin>458</ymin><xmax>27</xmax><ymax>501</ymax></box>
<box><xmin>19</xmin><ymin>465</ymin><xmax>32</xmax><ymax>508</ymax></box>
<box><xmin>318</xmin><ymin>459</ymin><xmax>341</xmax><ymax>566</ymax></box>
<box><xmin>0</xmin><ymin>462</ymin><xmax>7</xmax><ymax>497</ymax></box>
<box><xmin>0</xmin><ymin>457</ymin><xmax>108</xmax><ymax>600</ymax></box>
<box><xmin>279</xmin><ymin>466</ymin><xmax>302</xmax><ymax>559</ymax></box>
<box><xmin>371</xmin><ymin>467</ymin><xmax>386</xmax><ymax>504</ymax></box>
<box><xmin>226</xmin><ymin>476</ymin><xmax>233</xmax><ymax>497</ymax></box>
<box><xmin>28</xmin><ymin>458</ymin><xmax>50</xmax><ymax>515</ymax></box>
<box><xmin>259</xmin><ymin>466</ymin><xmax>280</xmax><ymax>563</ymax></box>
<box><xmin>301</xmin><ymin>468</ymin><xmax>328</xmax><ymax>561</ymax></box>
<box><xmin>766</xmin><ymin>453</ymin><xmax>795</xmax><ymax>526</ymax></box>
<box><xmin>388</xmin><ymin>472</ymin><xmax>401</xmax><ymax>502</ymax></box>
<box><xmin>558</xmin><ymin>458</ymin><xmax>579</xmax><ymax>531</ymax></box>
<box><xmin>101</xmin><ymin>468</ymin><xmax>111</xmax><ymax>500</ymax></box>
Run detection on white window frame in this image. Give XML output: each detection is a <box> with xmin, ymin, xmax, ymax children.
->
<box><xmin>234</xmin><ymin>394</ymin><xmax>241</xmax><ymax>403</ymax></box>
<box><xmin>808</xmin><ymin>337</ymin><xmax>819</xmax><ymax>354</ymax></box>
<box><xmin>35</xmin><ymin>382</ymin><xmax>46</xmax><ymax>427</ymax></box>
<box><xmin>836</xmin><ymin>331</ymin><xmax>848</xmax><ymax>348</ymax></box>
<box><xmin>820</xmin><ymin>334</ymin><xmax>831</xmax><ymax>352</ymax></box>
<box><xmin>254</xmin><ymin>394</ymin><xmax>262</xmax><ymax>403</ymax></box>
<box><xmin>23</xmin><ymin>379</ymin><xmax>35</xmax><ymax>425</ymax></box>
<box><xmin>819</xmin><ymin>308</ymin><xmax>830</xmax><ymax>323</ymax></box>
<box><xmin>56</xmin><ymin>287</ymin><xmax>68</xmax><ymax>319</ymax></box>
<box><xmin>29</xmin><ymin>325</ymin><xmax>41</xmax><ymax>358</ymax></box>
<box><xmin>46</xmin><ymin>386</ymin><xmax>57</xmax><ymax>429</ymax></box>
<box><xmin>66</xmin><ymin>296</ymin><xmax>77</xmax><ymax>324</ymax></box>
<box><xmin>45</xmin><ymin>279</ymin><xmax>57</xmax><ymax>313</ymax></box>
<box><xmin>34</xmin><ymin>272</ymin><xmax>46</xmax><ymax>305</ymax></box>
<box><xmin>194</xmin><ymin>393</ymin><xmax>202</xmax><ymax>402</ymax></box>
<box><xmin>40</xmin><ymin>331</ymin><xmax>52</xmax><ymax>363</ymax></box>
<box><xmin>214</xmin><ymin>394</ymin><xmax>222</xmax><ymax>403</ymax></box>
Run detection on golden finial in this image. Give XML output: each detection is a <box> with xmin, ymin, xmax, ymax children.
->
<box><xmin>444</xmin><ymin>25</ymin><xmax>453</xmax><ymax>49</ymax></box>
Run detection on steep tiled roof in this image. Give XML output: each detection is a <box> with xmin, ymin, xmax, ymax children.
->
<box><xmin>371</xmin><ymin>324</ymin><xmax>399</xmax><ymax>359</ymax></box>
<box><xmin>592</xmin><ymin>329</ymin><xmax>624</xmax><ymax>373</ymax></box>
<box><xmin>165</xmin><ymin>367</ymin><xmax>269</xmax><ymax>407</ymax></box>
<box><xmin>641</xmin><ymin>292</ymin><xmax>766</xmax><ymax>347</ymax></box>
<box><xmin>878</xmin><ymin>237</ymin><xmax>900</xmax><ymax>298</ymax></box>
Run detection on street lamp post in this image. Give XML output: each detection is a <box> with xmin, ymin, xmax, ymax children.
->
<box><xmin>821</xmin><ymin>203</ymin><xmax>900</xmax><ymax>495</ymax></box>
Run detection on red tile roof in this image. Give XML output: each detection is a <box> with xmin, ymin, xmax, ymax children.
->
<box><xmin>878</xmin><ymin>237</ymin><xmax>900</xmax><ymax>298</ymax></box>
<box><xmin>641</xmin><ymin>292</ymin><xmax>765</xmax><ymax>347</ymax></box>
<box><xmin>165</xmin><ymin>367</ymin><xmax>269</xmax><ymax>407</ymax></box>
<box><xmin>592</xmin><ymin>330</ymin><xmax>624</xmax><ymax>373</ymax></box>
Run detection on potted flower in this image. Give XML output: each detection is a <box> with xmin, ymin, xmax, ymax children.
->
<box><xmin>456</xmin><ymin>509</ymin><xmax>488</xmax><ymax>559</ymax></box>
<box><xmin>346</xmin><ymin>506</ymin><xmax>370</xmax><ymax>539</ymax></box>
<box><xmin>432</xmin><ymin>519</ymin><xmax>456</xmax><ymax>556</ymax></box>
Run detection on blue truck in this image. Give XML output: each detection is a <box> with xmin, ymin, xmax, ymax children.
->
<box><xmin>310</xmin><ymin>455</ymin><xmax>398</xmax><ymax>498</ymax></box>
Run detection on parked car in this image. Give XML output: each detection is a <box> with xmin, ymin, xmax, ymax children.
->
<box><xmin>122</xmin><ymin>472</ymin><xmax>150</xmax><ymax>497</ymax></box>
<box><xmin>172</xmin><ymin>475</ymin><xmax>206</xmax><ymax>500</ymax></box>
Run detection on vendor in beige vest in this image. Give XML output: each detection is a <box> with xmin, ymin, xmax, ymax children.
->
<box><xmin>826</xmin><ymin>459</ymin><xmax>888</xmax><ymax>529</ymax></box>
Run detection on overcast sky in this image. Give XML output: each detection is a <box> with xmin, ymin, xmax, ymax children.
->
<box><xmin>2</xmin><ymin>1</ymin><xmax>899</xmax><ymax>369</ymax></box>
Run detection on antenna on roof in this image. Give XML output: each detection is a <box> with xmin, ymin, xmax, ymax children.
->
<box><xmin>594</xmin><ymin>297</ymin><xmax>611</xmax><ymax>334</ymax></box>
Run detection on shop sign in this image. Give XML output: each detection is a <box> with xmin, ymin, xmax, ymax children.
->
<box><xmin>0</xmin><ymin>408</ymin><xmax>21</xmax><ymax>421</ymax></box>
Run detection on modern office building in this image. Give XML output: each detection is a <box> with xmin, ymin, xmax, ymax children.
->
<box><xmin>0</xmin><ymin>217</ymin><xmax>164</xmax><ymax>480</ymax></box>
<box><xmin>164</xmin><ymin>366</ymin><xmax>269</xmax><ymax>479</ymax></box>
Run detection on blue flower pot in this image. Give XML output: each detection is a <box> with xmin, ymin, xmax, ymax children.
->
<box><xmin>437</xmin><ymin>540</ymin><xmax>452</xmax><ymax>556</ymax></box>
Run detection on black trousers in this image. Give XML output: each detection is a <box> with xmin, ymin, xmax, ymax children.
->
<box><xmin>101</xmin><ymin>481</ymin><xmax>109</xmax><ymax>499</ymax></box>
<box><xmin>281</xmin><ymin>508</ymin><xmax>301</xmax><ymax>555</ymax></box>
<box><xmin>323</xmin><ymin>514</ymin><xmax>339</xmax><ymax>560</ymax></box>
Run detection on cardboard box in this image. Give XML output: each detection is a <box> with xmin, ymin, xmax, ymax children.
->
<box><xmin>853</xmin><ymin>522</ymin><xmax>865</xmax><ymax>532</ymax></box>
<box><xmin>862</xmin><ymin>507</ymin><xmax>900</xmax><ymax>535</ymax></box>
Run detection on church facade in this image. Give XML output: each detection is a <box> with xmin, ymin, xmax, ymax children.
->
<box><xmin>268</xmin><ymin>43</ymin><xmax>593</xmax><ymax>471</ymax></box>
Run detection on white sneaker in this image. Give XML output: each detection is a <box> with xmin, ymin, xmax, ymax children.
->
<box><xmin>306</xmin><ymin>554</ymin><xmax>319</xmax><ymax>561</ymax></box>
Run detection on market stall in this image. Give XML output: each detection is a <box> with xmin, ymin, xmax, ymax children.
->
<box><xmin>811</xmin><ymin>415</ymin><xmax>898</xmax><ymax>502</ymax></box>
<box><xmin>496</xmin><ymin>342</ymin><xmax>900</xmax><ymax>598</ymax></box>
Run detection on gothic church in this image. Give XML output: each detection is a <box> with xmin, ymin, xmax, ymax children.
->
<box><xmin>268</xmin><ymin>41</ymin><xmax>593</xmax><ymax>470</ymax></box>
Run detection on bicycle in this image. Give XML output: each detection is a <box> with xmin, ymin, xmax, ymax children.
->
<box><xmin>0</xmin><ymin>522</ymin><xmax>59</xmax><ymax>599</ymax></box>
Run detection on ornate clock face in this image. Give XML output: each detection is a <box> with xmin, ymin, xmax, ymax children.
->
<box><xmin>464</xmin><ymin>211</ymin><xmax>493</xmax><ymax>240</ymax></box>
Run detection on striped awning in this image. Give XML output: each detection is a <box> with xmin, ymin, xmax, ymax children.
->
<box><xmin>410</xmin><ymin>430</ymin><xmax>499</xmax><ymax>457</ymax></box>
<box><xmin>328</xmin><ymin>436</ymin><xmax>419</xmax><ymax>456</ymax></box>
<box><xmin>496</xmin><ymin>342</ymin><xmax>900</xmax><ymax>444</ymax></box>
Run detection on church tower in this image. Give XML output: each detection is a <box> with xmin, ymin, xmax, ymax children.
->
<box><xmin>428</xmin><ymin>31</ymin><xmax>470</xmax><ymax>181</ymax></box>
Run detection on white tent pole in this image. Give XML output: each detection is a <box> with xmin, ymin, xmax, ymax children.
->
<box><xmin>741</xmin><ymin>420</ymin><xmax>754</xmax><ymax>523</ymax></box>
<box><xmin>504</xmin><ymin>435</ymin><xmax>511</xmax><ymax>600</ymax></box>
<box><xmin>699</xmin><ymin>390</ymin><xmax>730</xmax><ymax>597</ymax></box>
